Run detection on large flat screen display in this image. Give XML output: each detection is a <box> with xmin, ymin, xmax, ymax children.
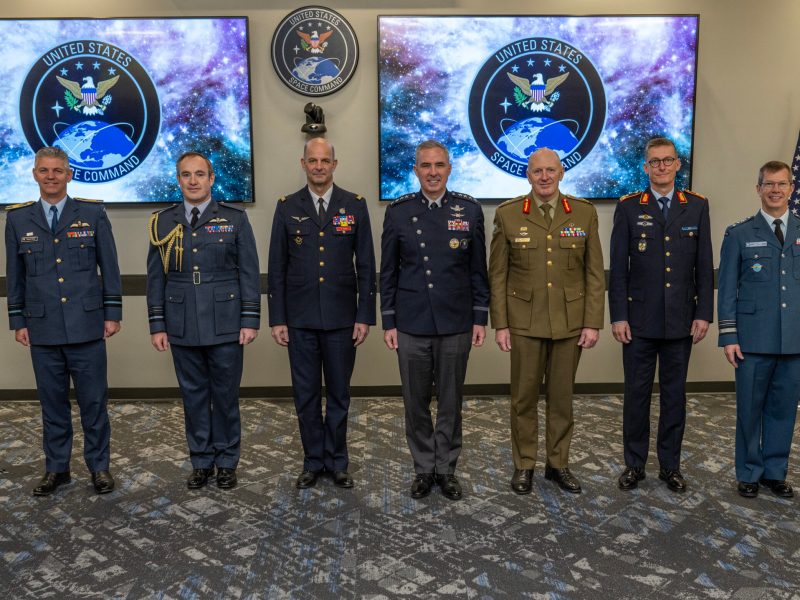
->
<box><xmin>1</xmin><ymin>17</ymin><xmax>254</xmax><ymax>205</ymax></box>
<box><xmin>378</xmin><ymin>15</ymin><xmax>699</xmax><ymax>201</ymax></box>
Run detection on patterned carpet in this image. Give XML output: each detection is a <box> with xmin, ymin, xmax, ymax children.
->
<box><xmin>0</xmin><ymin>394</ymin><xmax>798</xmax><ymax>599</ymax></box>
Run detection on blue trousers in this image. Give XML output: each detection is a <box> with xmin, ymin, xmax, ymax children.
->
<box><xmin>622</xmin><ymin>335</ymin><xmax>692</xmax><ymax>470</ymax></box>
<box><xmin>735</xmin><ymin>352</ymin><xmax>800</xmax><ymax>482</ymax></box>
<box><xmin>288</xmin><ymin>327</ymin><xmax>356</xmax><ymax>472</ymax></box>
<box><xmin>170</xmin><ymin>342</ymin><xmax>243</xmax><ymax>469</ymax></box>
<box><xmin>30</xmin><ymin>340</ymin><xmax>110</xmax><ymax>472</ymax></box>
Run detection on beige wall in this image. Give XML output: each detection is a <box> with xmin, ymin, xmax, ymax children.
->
<box><xmin>1</xmin><ymin>0</ymin><xmax>798</xmax><ymax>390</ymax></box>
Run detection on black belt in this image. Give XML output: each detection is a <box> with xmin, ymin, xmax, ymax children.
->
<box><xmin>167</xmin><ymin>271</ymin><xmax>239</xmax><ymax>285</ymax></box>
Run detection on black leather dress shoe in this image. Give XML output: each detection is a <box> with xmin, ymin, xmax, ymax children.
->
<box><xmin>91</xmin><ymin>470</ymin><xmax>115</xmax><ymax>494</ymax></box>
<box><xmin>738</xmin><ymin>481</ymin><xmax>759</xmax><ymax>498</ymax></box>
<box><xmin>510</xmin><ymin>469</ymin><xmax>533</xmax><ymax>495</ymax></box>
<box><xmin>618</xmin><ymin>466</ymin><xmax>646</xmax><ymax>491</ymax></box>
<box><xmin>759</xmin><ymin>478</ymin><xmax>794</xmax><ymax>498</ymax></box>
<box><xmin>32</xmin><ymin>471</ymin><xmax>71</xmax><ymax>497</ymax></box>
<box><xmin>410</xmin><ymin>473</ymin><xmax>435</xmax><ymax>499</ymax></box>
<box><xmin>187</xmin><ymin>467</ymin><xmax>214</xmax><ymax>490</ymax></box>
<box><xmin>296</xmin><ymin>470</ymin><xmax>321</xmax><ymax>489</ymax></box>
<box><xmin>658</xmin><ymin>468</ymin><xmax>687</xmax><ymax>493</ymax></box>
<box><xmin>436</xmin><ymin>474</ymin><xmax>463</xmax><ymax>500</ymax></box>
<box><xmin>544</xmin><ymin>464</ymin><xmax>581</xmax><ymax>493</ymax></box>
<box><xmin>216</xmin><ymin>468</ymin><xmax>237</xmax><ymax>489</ymax></box>
<box><xmin>332</xmin><ymin>470</ymin><xmax>354</xmax><ymax>488</ymax></box>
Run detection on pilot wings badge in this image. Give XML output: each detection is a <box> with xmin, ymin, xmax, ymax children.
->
<box><xmin>507</xmin><ymin>72</ymin><xmax>569</xmax><ymax>112</ymax></box>
<box><xmin>291</xmin><ymin>216</ymin><xmax>310</xmax><ymax>222</ymax></box>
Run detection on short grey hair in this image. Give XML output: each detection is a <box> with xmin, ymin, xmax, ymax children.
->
<box><xmin>415</xmin><ymin>140</ymin><xmax>449</xmax><ymax>164</ymax></box>
<box><xmin>34</xmin><ymin>146</ymin><xmax>70</xmax><ymax>168</ymax></box>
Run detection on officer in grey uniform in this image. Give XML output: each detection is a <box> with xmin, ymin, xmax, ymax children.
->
<box><xmin>147</xmin><ymin>151</ymin><xmax>260</xmax><ymax>490</ymax></box>
<box><xmin>5</xmin><ymin>146</ymin><xmax>122</xmax><ymax>496</ymax></box>
<box><xmin>380</xmin><ymin>140</ymin><xmax>489</xmax><ymax>501</ymax></box>
<box><xmin>718</xmin><ymin>160</ymin><xmax>800</xmax><ymax>499</ymax></box>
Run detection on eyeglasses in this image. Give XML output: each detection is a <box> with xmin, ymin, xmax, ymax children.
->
<box><xmin>759</xmin><ymin>181</ymin><xmax>791</xmax><ymax>190</ymax></box>
<box><xmin>647</xmin><ymin>157</ymin><xmax>677</xmax><ymax>168</ymax></box>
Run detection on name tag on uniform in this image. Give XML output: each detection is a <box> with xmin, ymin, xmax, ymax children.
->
<box><xmin>514</xmin><ymin>237</ymin><xmax>531</xmax><ymax>243</ymax></box>
<box><xmin>21</xmin><ymin>235</ymin><xmax>38</xmax><ymax>242</ymax></box>
<box><xmin>681</xmin><ymin>226</ymin><xmax>698</xmax><ymax>232</ymax></box>
<box><xmin>745</xmin><ymin>241</ymin><xmax>767</xmax><ymax>247</ymax></box>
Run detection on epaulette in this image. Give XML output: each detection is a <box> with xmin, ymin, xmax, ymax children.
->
<box><xmin>619</xmin><ymin>191</ymin><xmax>643</xmax><ymax>203</ymax></box>
<box><xmin>449</xmin><ymin>191</ymin><xmax>477</xmax><ymax>204</ymax></box>
<box><xmin>497</xmin><ymin>195</ymin><xmax>527</xmax><ymax>209</ymax></box>
<box><xmin>5</xmin><ymin>201</ymin><xmax>35</xmax><ymax>211</ymax></box>
<box><xmin>681</xmin><ymin>189</ymin><xmax>707</xmax><ymax>200</ymax></box>
<box><xmin>725</xmin><ymin>215</ymin><xmax>754</xmax><ymax>232</ymax></box>
<box><xmin>565</xmin><ymin>194</ymin><xmax>590</xmax><ymax>205</ymax></box>
<box><xmin>218</xmin><ymin>201</ymin><xmax>244</xmax><ymax>211</ymax></box>
<box><xmin>278</xmin><ymin>196</ymin><xmax>286</xmax><ymax>203</ymax></box>
<box><xmin>151</xmin><ymin>204</ymin><xmax>176</xmax><ymax>215</ymax></box>
<box><xmin>390</xmin><ymin>193</ymin><xmax>416</xmax><ymax>207</ymax></box>
<box><xmin>74</xmin><ymin>197</ymin><xmax>103</xmax><ymax>203</ymax></box>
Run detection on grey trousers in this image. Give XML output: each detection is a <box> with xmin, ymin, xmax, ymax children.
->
<box><xmin>397</xmin><ymin>330</ymin><xmax>472</xmax><ymax>474</ymax></box>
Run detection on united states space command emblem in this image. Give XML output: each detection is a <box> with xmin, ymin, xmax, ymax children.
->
<box><xmin>271</xmin><ymin>6</ymin><xmax>359</xmax><ymax>97</ymax></box>
<box><xmin>468</xmin><ymin>37</ymin><xmax>606</xmax><ymax>178</ymax></box>
<box><xmin>19</xmin><ymin>40</ymin><xmax>160</xmax><ymax>184</ymax></box>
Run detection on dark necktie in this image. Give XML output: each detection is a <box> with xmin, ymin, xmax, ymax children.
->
<box><xmin>774</xmin><ymin>219</ymin><xmax>785</xmax><ymax>246</ymax></box>
<box><xmin>429</xmin><ymin>201</ymin><xmax>438</xmax><ymax>210</ymax></box>
<box><xmin>190</xmin><ymin>206</ymin><xmax>200</xmax><ymax>228</ymax></box>
<box><xmin>659</xmin><ymin>197</ymin><xmax>669</xmax><ymax>220</ymax></box>
<box><xmin>49</xmin><ymin>205</ymin><xmax>58</xmax><ymax>234</ymax></box>
<box><xmin>318</xmin><ymin>197</ymin><xmax>326</xmax><ymax>222</ymax></box>
<box><xmin>541</xmin><ymin>203</ymin><xmax>552</xmax><ymax>227</ymax></box>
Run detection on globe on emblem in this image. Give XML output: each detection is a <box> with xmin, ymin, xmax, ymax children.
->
<box><xmin>53</xmin><ymin>120</ymin><xmax>135</xmax><ymax>169</ymax></box>
<box><xmin>292</xmin><ymin>57</ymin><xmax>341</xmax><ymax>85</ymax></box>
<box><xmin>497</xmin><ymin>117</ymin><xmax>579</xmax><ymax>163</ymax></box>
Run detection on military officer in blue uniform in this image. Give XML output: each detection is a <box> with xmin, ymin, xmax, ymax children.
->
<box><xmin>718</xmin><ymin>160</ymin><xmax>800</xmax><ymax>499</ymax></box>
<box><xmin>147</xmin><ymin>151</ymin><xmax>260</xmax><ymax>490</ymax></box>
<box><xmin>5</xmin><ymin>146</ymin><xmax>122</xmax><ymax>496</ymax></box>
<box><xmin>268</xmin><ymin>138</ymin><xmax>375</xmax><ymax>490</ymax></box>
<box><xmin>609</xmin><ymin>137</ymin><xmax>714</xmax><ymax>493</ymax></box>
<box><xmin>380</xmin><ymin>140</ymin><xmax>489</xmax><ymax>501</ymax></box>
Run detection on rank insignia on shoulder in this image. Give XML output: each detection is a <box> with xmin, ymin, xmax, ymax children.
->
<box><xmin>279</xmin><ymin>196</ymin><xmax>287</xmax><ymax>203</ymax></box>
<box><xmin>5</xmin><ymin>201</ymin><xmax>35</xmax><ymax>211</ymax></box>
<box><xmin>620</xmin><ymin>191</ymin><xmax>642</xmax><ymax>202</ymax></box>
<box><xmin>74</xmin><ymin>197</ymin><xmax>103</xmax><ymax>203</ymax></box>
<box><xmin>355</xmin><ymin>195</ymin><xmax>364</xmax><ymax>201</ymax></box>
<box><xmin>681</xmin><ymin>189</ymin><xmax>706</xmax><ymax>200</ymax></box>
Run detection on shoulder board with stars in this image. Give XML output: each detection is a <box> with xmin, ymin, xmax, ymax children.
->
<box><xmin>390</xmin><ymin>193</ymin><xmax>416</xmax><ymax>207</ymax></box>
<box><xmin>725</xmin><ymin>215</ymin><xmax>754</xmax><ymax>234</ymax></box>
<box><xmin>565</xmin><ymin>194</ymin><xmax>590</xmax><ymax>206</ymax></box>
<box><xmin>218</xmin><ymin>202</ymin><xmax>244</xmax><ymax>211</ymax></box>
<box><xmin>449</xmin><ymin>191</ymin><xmax>477</xmax><ymax>204</ymax></box>
<box><xmin>497</xmin><ymin>195</ymin><xmax>526</xmax><ymax>209</ymax></box>
<box><xmin>619</xmin><ymin>191</ymin><xmax>643</xmax><ymax>203</ymax></box>
<box><xmin>5</xmin><ymin>201</ymin><xmax>35</xmax><ymax>211</ymax></box>
<box><xmin>680</xmin><ymin>189</ymin><xmax>707</xmax><ymax>201</ymax></box>
<box><xmin>151</xmin><ymin>204</ymin><xmax>177</xmax><ymax>215</ymax></box>
<box><xmin>278</xmin><ymin>196</ymin><xmax>287</xmax><ymax>203</ymax></box>
<box><xmin>74</xmin><ymin>197</ymin><xmax>104</xmax><ymax>203</ymax></box>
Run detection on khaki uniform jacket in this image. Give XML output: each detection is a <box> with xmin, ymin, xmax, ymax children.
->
<box><xmin>489</xmin><ymin>193</ymin><xmax>605</xmax><ymax>339</ymax></box>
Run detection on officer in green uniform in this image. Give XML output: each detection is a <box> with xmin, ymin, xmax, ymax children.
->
<box><xmin>489</xmin><ymin>148</ymin><xmax>605</xmax><ymax>495</ymax></box>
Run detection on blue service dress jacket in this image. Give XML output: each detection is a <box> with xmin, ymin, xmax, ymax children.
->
<box><xmin>608</xmin><ymin>189</ymin><xmax>714</xmax><ymax>338</ymax></box>
<box><xmin>146</xmin><ymin>200</ymin><xmax>261</xmax><ymax>346</ymax></box>
<box><xmin>380</xmin><ymin>190</ymin><xmax>490</xmax><ymax>335</ymax></box>
<box><xmin>5</xmin><ymin>196</ymin><xmax>122</xmax><ymax>343</ymax></box>
<box><xmin>718</xmin><ymin>211</ymin><xmax>800</xmax><ymax>354</ymax></box>
<box><xmin>267</xmin><ymin>184</ymin><xmax>376</xmax><ymax>329</ymax></box>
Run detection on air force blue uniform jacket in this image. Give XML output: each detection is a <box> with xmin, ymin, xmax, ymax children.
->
<box><xmin>380</xmin><ymin>191</ymin><xmax>490</xmax><ymax>335</ymax></box>
<box><xmin>146</xmin><ymin>200</ymin><xmax>261</xmax><ymax>345</ymax></box>
<box><xmin>6</xmin><ymin>197</ymin><xmax>122</xmax><ymax>342</ymax></box>
<box><xmin>609</xmin><ymin>189</ymin><xmax>714</xmax><ymax>338</ymax></box>
<box><xmin>267</xmin><ymin>184</ymin><xmax>376</xmax><ymax>329</ymax></box>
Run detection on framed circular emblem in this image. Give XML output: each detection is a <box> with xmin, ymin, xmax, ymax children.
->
<box><xmin>271</xmin><ymin>6</ymin><xmax>359</xmax><ymax>97</ymax></box>
<box><xmin>19</xmin><ymin>40</ymin><xmax>160</xmax><ymax>183</ymax></box>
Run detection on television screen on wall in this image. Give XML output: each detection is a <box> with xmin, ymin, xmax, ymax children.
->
<box><xmin>1</xmin><ymin>17</ymin><xmax>254</xmax><ymax>205</ymax></box>
<box><xmin>378</xmin><ymin>15</ymin><xmax>699</xmax><ymax>201</ymax></box>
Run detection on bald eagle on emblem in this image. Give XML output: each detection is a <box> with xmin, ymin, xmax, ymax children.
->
<box><xmin>56</xmin><ymin>75</ymin><xmax>120</xmax><ymax>116</ymax></box>
<box><xmin>296</xmin><ymin>29</ymin><xmax>333</xmax><ymax>54</ymax></box>
<box><xmin>507</xmin><ymin>72</ymin><xmax>569</xmax><ymax>112</ymax></box>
